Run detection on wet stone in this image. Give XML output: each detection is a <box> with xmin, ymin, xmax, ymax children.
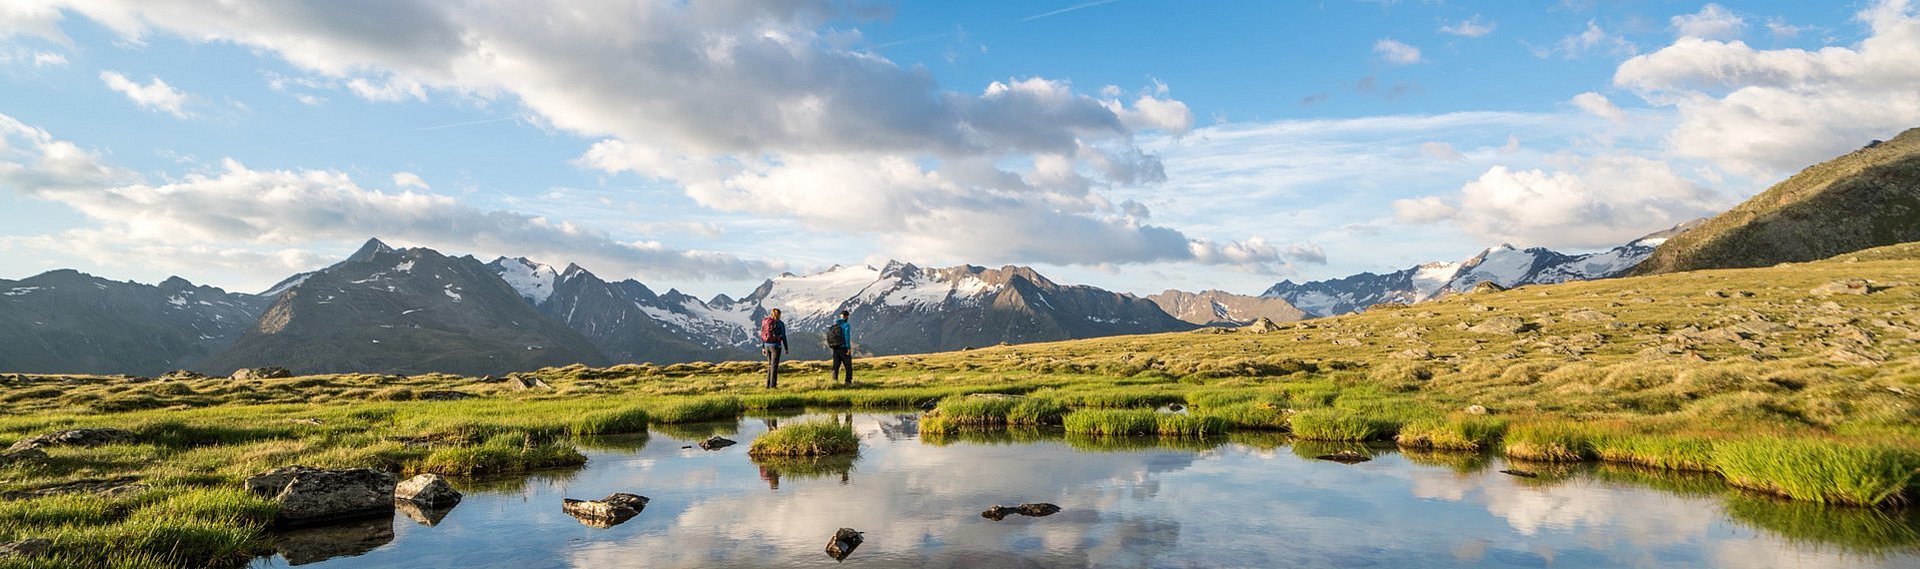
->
<box><xmin>698</xmin><ymin>436</ymin><xmax>737</xmax><ymax>450</ymax></box>
<box><xmin>982</xmin><ymin>502</ymin><xmax>1063</xmax><ymax>521</ymax></box>
<box><xmin>393</xmin><ymin>474</ymin><xmax>462</xmax><ymax>508</ymax></box>
<box><xmin>1315</xmin><ymin>451</ymin><xmax>1371</xmax><ymax>464</ymax></box>
<box><xmin>825</xmin><ymin>528</ymin><xmax>864</xmax><ymax>561</ymax></box>
<box><xmin>247</xmin><ymin>466</ymin><xmax>399</xmax><ymax>527</ymax></box>
<box><xmin>563</xmin><ymin>493</ymin><xmax>649</xmax><ymax>528</ymax></box>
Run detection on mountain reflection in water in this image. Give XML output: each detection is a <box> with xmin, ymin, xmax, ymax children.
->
<box><xmin>251</xmin><ymin>411</ymin><xmax>1920</xmax><ymax>568</ymax></box>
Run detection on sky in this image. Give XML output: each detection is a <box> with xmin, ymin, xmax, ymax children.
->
<box><xmin>1</xmin><ymin>0</ymin><xmax>1915</xmax><ymax>299</ymax></box>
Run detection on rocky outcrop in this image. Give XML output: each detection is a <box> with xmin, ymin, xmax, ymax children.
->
<box><xmin>1811</xmin><ymin>279</ymin><xmax>1874</xmax><ymax>296</ymax></box>
<box><xmin>246</xmin><ymin>466</ymin><xmax>398</xmax><ymax>526</ymax></box>
<box><xmin>825</xmin><ymin>528</ymin><xmax>864</xmax><ymax>561</ymax></box>
<box><xmin>7</xmin><ymin>428</ymin><xmax>135</xmax><ymax>451</ymax></box>
<box><xmin>393</xmin><ymin>474</ymin><xmax>461</xmax><ymax>508</ymax></box>
<box><xmin>231</xmin><ymin>366</ymin><xmax>294</xmax><ymax>380</ymax></box>
<box><xmin>562</xmin><ymin>493</ymin><xmax>649</xmax><ymax>528</ymax></box>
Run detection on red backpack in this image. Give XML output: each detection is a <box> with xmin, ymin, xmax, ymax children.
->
<box><xmin>760</xmin><ymin>317</ymin><xmax>779</xmax><ymax>343</ymax></box>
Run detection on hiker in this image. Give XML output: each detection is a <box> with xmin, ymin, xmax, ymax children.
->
<box><xmin>760</xmin><ymin>308</ymin><xmax>788</xmax><ymax>388</ymax></box>
<box><xmin>827</xmin><ymin>310</ymin><xmax>854</xmax><ymax>385</ymax></box>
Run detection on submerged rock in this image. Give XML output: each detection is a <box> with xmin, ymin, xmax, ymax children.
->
<box><xmin>247</xmin><ymin>466</ymin><xmax>398</xmax><ymax>526</ymax></box>
<box><xmin>0</xmin><ymin>538</ymin><xmax>51</xmax><ymax>559</ymax></box>
<box><xmin>825</xmin><ymin>527</ymin><xmax>864</xmax><ymax>561</ymax></box>
<box><xmin>1314</xmin><ymin>450</ymin><xmax>1371</xmax><ymax>464</ymax></box>
<box><xmin>698</xmin><ymin>436</ymin><xmax>737</xmax><ymax>450</ymax></box>
<box><xmin>982</xmin><ymin>503</ymin><xmax>1063</xmax><ymax>520</ymax></box>
<box><xmin>393</xmin><ymin>474</ymin><xmax>462</xmax><ymax>508</ymax></box>
<box><xmin>7</xmin><ymin>428</ymin><xmax>135</xmax><ymax>452</ymax></box>
<box><xmin>562</xmin><ymin>493</ymin><xmax>649</xmax><ymax>528</ymax></box>
<box><xmin>1499</xmin><ymin>469</ymin><xmax>1539</xmax><ymax>478</ymax></box>
<box><xmin>272</xmin><ymin>514</ymin><xmax>394</xmax><ymax>565</ymax></box>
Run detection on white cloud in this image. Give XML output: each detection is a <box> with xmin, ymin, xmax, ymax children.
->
<box><xmin>1374</xmin><ymin>38</ymin><xmax>1423</xmax><ymax>64</ymax></box>
<box><xmin>1672</xmin><ymin>4</ymin><xmax>1745</xmax><ymax>40</ymax></box>
<box><xmin>391</xmin><ymin>171</ymin><xmax>429</xmax><ymax>190</ymax></box>
<box><xmin>1415</xmin><ymin>156</ymin><xmax>1728</xmax><ymax>248</ymax></box>
<box><xmin>20</xmin><ymin>0</ymin><xmax>1253</xmax><ymax>270</ymax></box>
<box><xmin>30</xmin><ymin>50</ymin><xmax>63</xmax><ymax>66</ymax></box>
<box><xmin>1420</xmin><ymin>141</ymin><xmax>1465</xmax><ymax>161</ymax></box>
<box><xmin>98</xmin><ymin>70</ymin><xmax>190</xmax><ymax>118</ymax></box>
<box><xmin>0</xmin><ymin>48</ymin><xmax>67</xmax><ymax>68</ymax></box>
<box><xmin>1615</xmin><ymin>0</ymin><xmax>1920</xmax><ymax>177</ymax></box>
<box><xmin>1765</xmin><ymin>18</ymin><xmax>1807</xmax><ymax>39</ymax></box>
<box><xmin>1533</xmin><ymin>20</ymin><xmax>1638</xmax><ymax>59</ymax></box>
<box><xmin>1571</xmin><ymin>91</ymin><xmax>1626</xmax><ymax>122</ymax></box>
<box><xmin>1439</xmin><ymin>15</ymin><xmax>1496</xmax><ymax>38</ymax></box>
<box><xmin>0</xmin><ymin>111</ymin><xmax>776</xmax><ymax>285</ymax></box>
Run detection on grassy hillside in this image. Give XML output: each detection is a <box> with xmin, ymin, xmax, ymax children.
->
<box><xmin>1</xmin><ymin>244</ymin><xmax>1917</xmax><ymax>567</ymax></box>
<box><xmin>1632</xmin><ymin>126</ymin><xmax>1920</xmax><ymax>275</ymax></box>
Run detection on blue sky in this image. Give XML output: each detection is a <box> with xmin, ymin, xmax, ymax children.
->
<box><xmin>0</xmin><ymin>1</ymin><xmax>1912</xmax><ymax>298</ymax></box>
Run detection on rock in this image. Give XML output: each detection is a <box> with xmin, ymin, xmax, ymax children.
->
<box><xmin>0</xmin><ymin>447</ymin><xmax>47</xmax><ymax>466</ymax></box>
<box><xmin>289</xmin><ymin>418</ymin><xmax>324</xmax><ymax>426</ymax></box>
<box><xmin>0</xmin><ymin>538</ymin><xmax>51</xmax><ymax>559</ymax></box>
<box><xmin>393</xmin><ymin>500</ymin><xmax>455</xmax><ymax>526</ymax></box>
<box><xmin>1469</xmin><ymin>316</ymin><xmax>1529</xmax><ymax>335</ymax></box>
<box><xmin>562</xmin><ymin>493</ymin><xmax>649</xmax><ymax>528</ymax></box>
<box><xmin>1827</xmin><ymin>348</ymin><xmax>1885</xmax><ymax>366</ymax></box>
<box><xmin>917</xmin><ymin>399</ymin><xmax>940</xmax><ymax>411</ymax></box>
<box><xmin>1470</xmin><ymin>282</ymin><xmax>1507</xmax><ymax>294</ymax></box>
<box><xmin>1314</xmin><ymin>450</ymin><xmax>1371</xmax><ymax>464</ymax></box>
<box><xmin>418</xmin><ymin>390</ymin><xmax>475</xmax><ymax>401</ymax></box>
<box><xmin>7</xmin><ymin>428</ymin><xmax>135</xmax><ymax>452</ymax></box>
<box><xmin>1331</xmin><ymin>338</ymin><xmax>1364</xmax><ymax>347</ymax></box>
<box><xmin>1499</xmin><ymin>469</ymin><xmax>1538</xmax><ymax>478</ymax></box>
<box><xmin>1166</xmin><ymin>403</ymin><xmax>1185</xmax><ymax>412</ymax></box>
<box><xmin>272</xmin><ymin>514</ymin><xmax>394</xmax><ymax>565</ymax></box>
<box><xmin>825</xmin><ymin>528</ymin><xmax>864</xmax><ymax>561</ymax></box>
<box><xmin>1015</xmin><ymin>503</ymin><xmax>1061</xmax><ymax>517</ymax></box>
<box><xmin>247</xmin><ymin>466</ymin><xmax>398</xmax><ymax>526</ymax></box>
<box><xmin>231</xmin><ymin>366</ymin><xmax>294</xmax><ymax>380</ymax></box>
<box><xmin>1241</xmin><ymin>317</ymin><xmax>1284</xmax><ymax>333</ymax></box>
<box><xmin>1464</xmin><ymin>405</ymin><xmax>1488</xmax><ymax>415</ymax></box>
<box><xmin>1811</xmin><ymin>279</ymin><xmax>1872</xmax><ymax>296</ymax></box>
<box><xmin>1389</xmin><ymin>348</ymin><xmax>1432</xmax><ymax>360</ymax></box>
<box><xmin>1733</xmin><ymin>321</ymin><xmax>1791</xmax><ymax>336</ymax></box>
<box><xmin>0</xmin><ymin>477</ymin><xmax>146</xmax><ymax>501</ymax></box>
<box><xmin>158</xmin><ymin>369</ymin><xmax>206</xmax><ymax>381</ymax></box>
<box><xmin>508</xmin><ymin>377</ymin><xmax>550</xmax><ymax>390</ymax></box>
<box><xmin>393</xmin><ymin>474</ymin><xmax>462</xmax><ymax>508</ymax></box>
<box><xmin>698</xmin><ymin>436</ymin><xmax>737</xmax><ymax>450</ymax></box>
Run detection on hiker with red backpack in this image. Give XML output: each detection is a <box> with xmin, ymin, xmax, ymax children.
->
<box><xmin>760</xmin><ymin>308</ymin><xmax>789</xmax><ymax>388</ymax></box>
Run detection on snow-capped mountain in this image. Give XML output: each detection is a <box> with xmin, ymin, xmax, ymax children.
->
<box><xmin>201</xmin><ymin>239</ymin><xmax>607</xmax><ymax>375</ymax></box>
<box><xmin>0</xmin><ymin>270</ymin><xmax>268</xmax><ymax>375</ymax></box>
<box><xmin>1264</xmin><ymin>221</ymin><xmax>1700</xmax><ymax>317</ymax></box>
<box><xmin>1145</xmin><ymin>289</ymin><xmax>1306</xmax><ymax>326</ymax></box>
<box><xmin>486</xmin><ymin>257</ymin><xmax>751</xmax><ymax>364</ymax></box>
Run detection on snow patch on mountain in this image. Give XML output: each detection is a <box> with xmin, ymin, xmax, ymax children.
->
<box><xmin>489</xmin><ymin>257</ymin><xmax>559</xmax><ymax>305</ymax></box>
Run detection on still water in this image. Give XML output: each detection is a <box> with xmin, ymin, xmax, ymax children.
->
<box><xmin>252</xmin><ymin>411</ymin><xmax>1920</xmax><ymax>568</ymax></box>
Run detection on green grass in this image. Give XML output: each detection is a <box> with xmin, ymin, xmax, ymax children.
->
<box><xmin>1396</xmin><ymin>416</ymin><xmax>1507</xmax><ymax>451</ymax></box>
<box><xmin>747</xmin><ymin>421</ymin><xmax>859</xmax><ymax>456</ymax></box>
<box><xmin>1503</xmin><ymin>423</ymin><xmax>1597</xmax><ymax>462</ymax></box>
<box><xmin>1711</xmin><ymin>438</ymin><xmax>1920</xmax><ymax>506</ymax></box>
<box><xmin>1289</xmin><ymin>409</ymin><xmax>1397</xmax><ymax>441</ymax></box>
<box><xmin>920</xmin><ymin>396</ymin><xmax>1068</xmax><ymax>435</ymax></box>
<box><xmin>415</xmin><ymin>433</ymin><xmax>587</xmax><ymax>476</ymax></box>
<box><xmin>1591</xmin><ymin>433</ymin><xmax>1718</xmax><ymax>472</ymax></box>
<box><xmin>569</xmin><ymin>405</ymin><xmax>650</xmax><ymax>436</ymax></box>
<box><xmin>1062</xmin><ymin>409</ymin><xmax>1159</xmax><ymax>436</ymax></box>
<box><xmin>1197</xmin><ymin>401</ymin><xmax>1291</xmax><ymax>430</ymax></box>
<box><xmin>1154</xmin><ymin>414</ymin><xmax>1230</xmax><ymax>437</ymax></box>
<box><xmin>651</xmin><ymin>397</ymin><xmax>743</xmax><ymax>424</ymax></box>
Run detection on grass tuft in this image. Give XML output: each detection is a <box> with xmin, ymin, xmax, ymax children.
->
<box><xmin>748</xmin><ymin>421</ymin><xmax>859</xmax><ymax>456</ymax></box>
<box><xmin>1711</xmin><ymin>438</ymin><xmax>1920</xmax><ymax>506</ymax></box>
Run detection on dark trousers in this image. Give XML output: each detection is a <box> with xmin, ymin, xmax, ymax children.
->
<box><xmin>830</xmin><ymin>348</ymin><xmax>853</xmax><ymax>384</ymax></box>
<box><xmin>763</xmin><ymin>346</ymin><xmax>783</xmax><ymax>388</ymax></box>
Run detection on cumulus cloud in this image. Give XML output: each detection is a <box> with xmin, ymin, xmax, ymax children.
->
<box><xmin>1615</xmin><ymin>0</ymin><xmax>1920</xmax><ymax>177</ymax></box>
<box><xmin>1408</xmin><ymin>156</ymin><xmax>1728</xmax><ymax>248</ymax></box>
<box><xmin>1672</xmin><ymin>4</ymin><xmax>1744</xmax><ymax>40</ymax></box>
<box><xmin>1571</xmin><ymin>91</ymin><xmax>1626</xmax><ymax>122</ymax></box>
<box><xmin>391</xmin><ymin>171</ymin><xmax>429</xmax><ymax>189</ymax></box>
<box><xmin>1374</xmin><ymin>38</ymin><xmax>1423</xmax><ymax>64</ymax></box>
<box><xmin>99</xmin><ymin>71</ymin><xmax>190</xmax><ymax>118</ymax></box>
<box><xmin>1439</xmin><ymin>15</ymin><xmax>1496</xmax><ymax>38</ymax></box>
<box><xmin>13</xmin><ymin>0</ymin><xmax>1246</xmax><ymax>270</ymax></box>
<box><xmin>0</xmin><ymin>112</ymin><xmax>776</xmax><ymax>284</ymax></box>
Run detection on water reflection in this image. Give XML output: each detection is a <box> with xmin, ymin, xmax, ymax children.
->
<box><xmin>253</xmin><ymin>411</ymin><xmax>1920</xmax><ymax>568</ymax></box>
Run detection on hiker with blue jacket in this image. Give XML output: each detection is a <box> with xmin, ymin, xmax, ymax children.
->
<box><xmin>760</xmin><ymin>308</ymin><xmax>788</xmax><ymax>388</ymax></box>
<box><xmin>827</xmin><ymin>310</ymin><xmax>854</xmax><ymax>385</ymax></box>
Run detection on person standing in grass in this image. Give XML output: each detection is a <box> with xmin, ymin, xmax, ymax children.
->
<box><xmin>827</xmin><ymin>309</ymin><xmax>854</xmax><ymax>385</ymax></box>
<box><xmin>760</xmin><ymin>308</ymin><xmax>789</xmax><ymax>388</ymax></box>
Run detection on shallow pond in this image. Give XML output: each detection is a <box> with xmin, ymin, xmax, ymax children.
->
<box><xmin>251</xmin><ymin>411</ymin><xmax>1920</xmax><ymax>568</ymax></box>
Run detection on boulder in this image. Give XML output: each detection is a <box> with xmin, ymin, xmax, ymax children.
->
<box><xmin>246</xmin><ymin>466</ymin><xmax>398</xmax><ymax>526</ymax></box>
<box><xmin>1811</xmin><ymin>279</ymin><xmax>1872</xmax><ymax>296</ymax></box>
<box><xmin>982</xmin><ymin>503</ymin><xmax>1063</xmax><ymax>521</ymax></box>
<box><xmin>7</xmin><ymin>428</ymin><xmax>135</xmax><ymax>452</ymax></box>
<box><xmin>0</xmin><ymin>538</ymin><xmax>51</xmax><ymax>559</ymax></box>
<box><xmin>508</xmin><ymin>377</ymin><xmax>551</xmax><ymax>391</ymax></box>
<box><xmin>1470</xmin><ymin>281</ymin><xmax>1507</xmax><ymax>294</ymax></box>
<box><xmin>1389</xmin><ymin>348</ymin><xmax>1432</xmax><ymax>360</ymax></box>
<box><xmin>1564</xmin><ymin>310</ymin><xmax>1613</xmax><ymax>322</ymax></box>
<box><xmin>698</xmin><ymin>436</ymin><xmax>737</xmax><ymax>450</ymax></box>
<box><xmin>1464</xmin><ymin>405</ymin><xmax>1488</xmax><ymax>415</ymax></box>
<box><xmin>0</xmin><ymin>448</ymin><xmax>47</xmax><ymax>467</ymax></box>
<box><xmin>414</xmin><ymin>390</ymin><xmax>474</xmax><ymax>401</ymax></box>
<box><xmin>0</xmin><ymin>477</ymin><xmax>145</xmax><ymax>501</ymax></box>
<box><xmin>1241</xmin><ymin>317</ymin><xmax>1283</xmax><ymax>333</ymax></box>
<box><xmin>393</xmin><ymin>474</ymin><xmax>462</xmax><ymax>508</ymax></box>
<box><xmin>1314</xmin><ymin>450</ymin><xmax>1371</xmax><ymax>464</ymax></box>
<box><xmin>562</xmin><ymin>493</ymin><xmax>649</xmax><ymax>528</ymax></box>
<box><xmin>1469</xmin><ymin>316</ymin><xmax>1529</xmax><ymax>335</ymax></box>
<box><xmin>158</xmin><ymin>369</ymin><xmax>206</xmax><ymax>381</ymax></box>
<box><xmin>825</xmin><ymin>528</ymin><xmax>864</xmax><ymax>561</ymax></box>
<box><xmin>231</xmin><ymin>366</ymin><xmax>294</xmax><ymax>380</ymax></box>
